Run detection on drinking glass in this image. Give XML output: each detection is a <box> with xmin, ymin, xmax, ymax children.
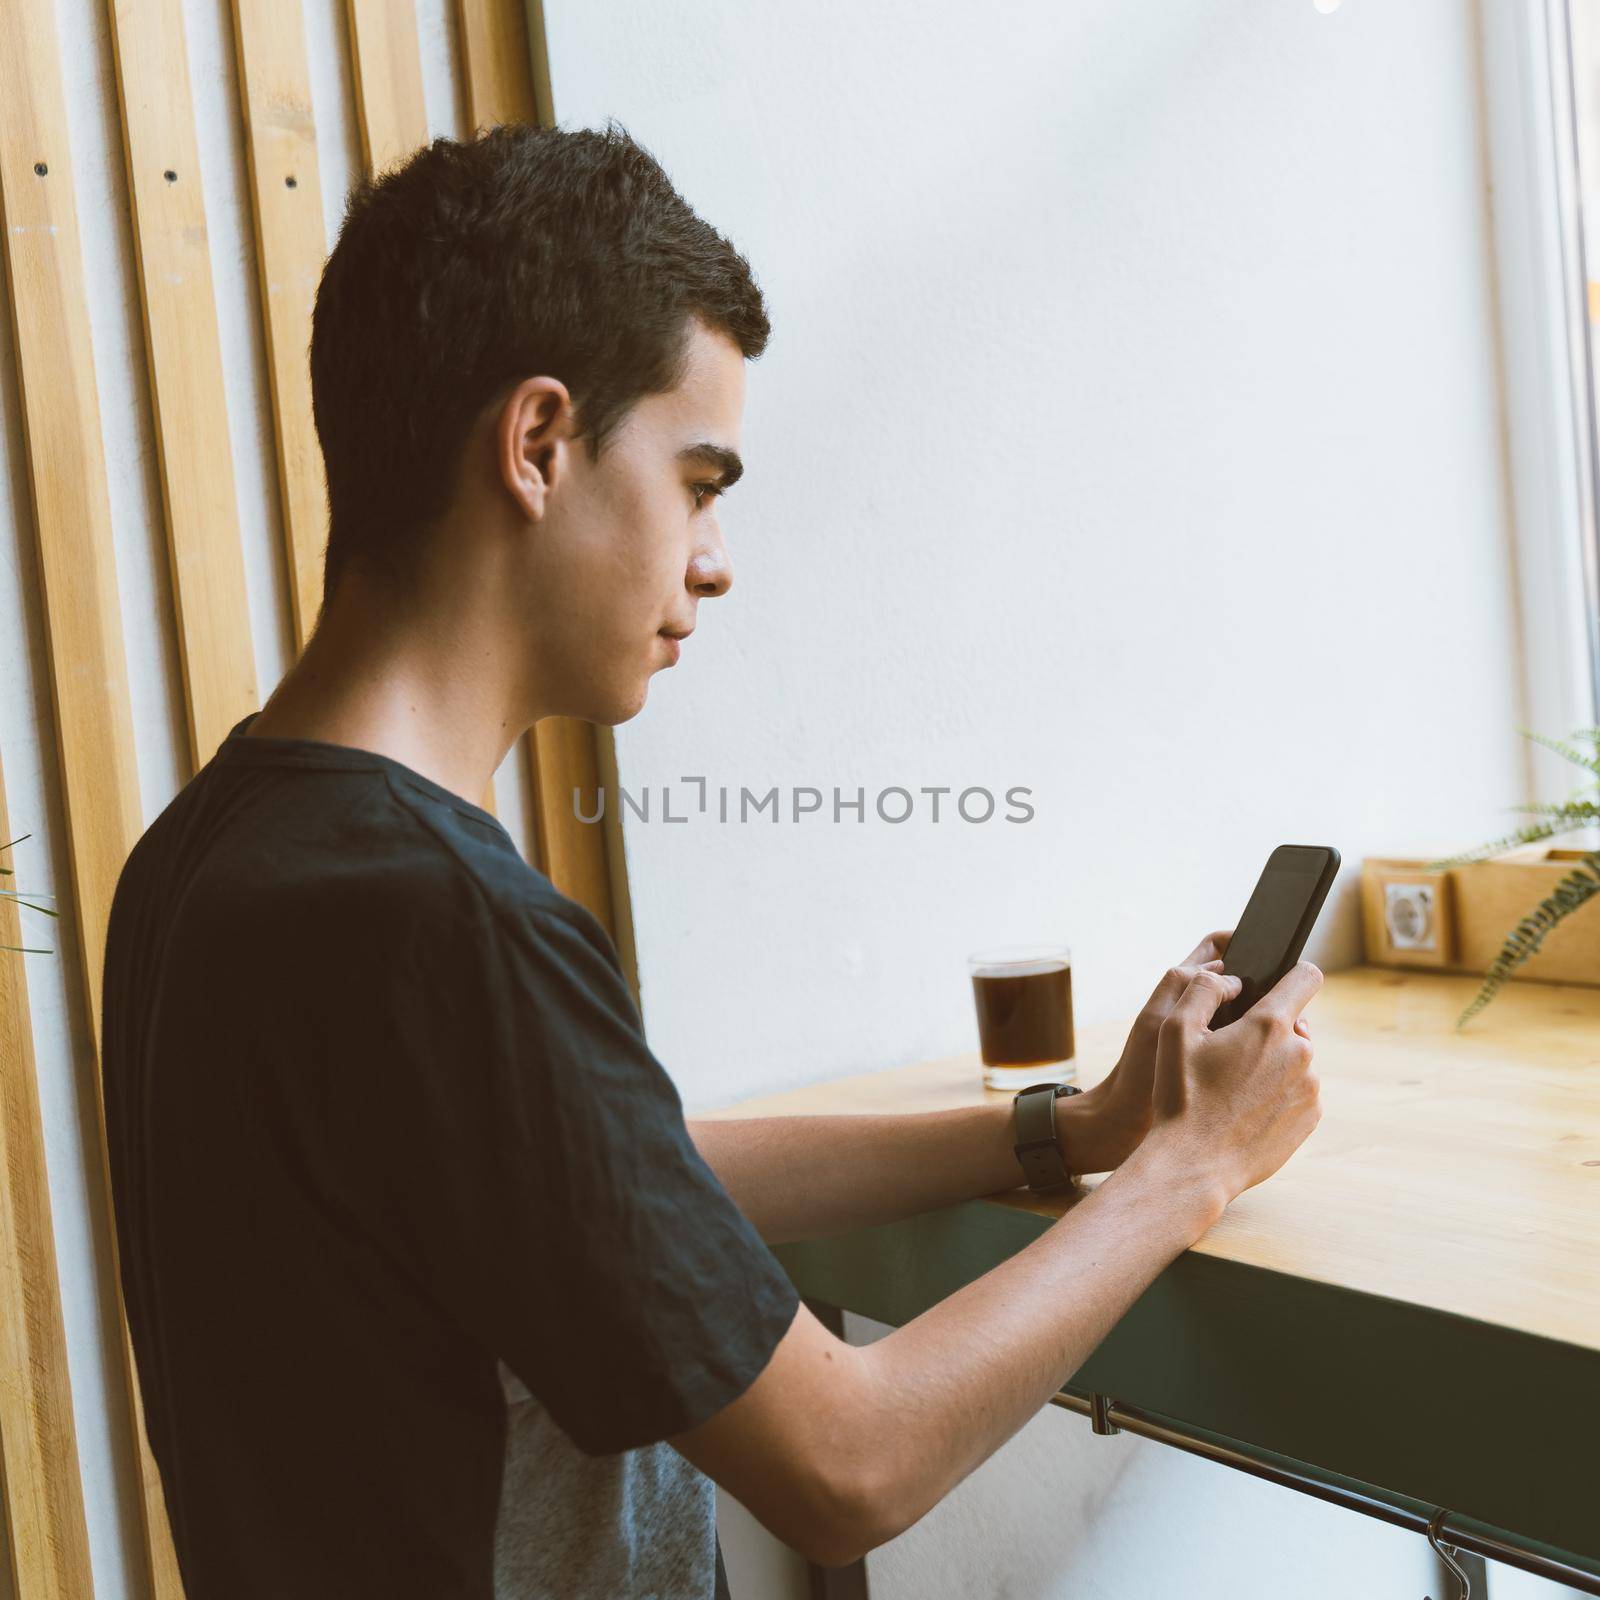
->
<box><xmin>968</xmin><ymin>943</ymin><xmax>1076</xmax><ymax>1091</ymax></box>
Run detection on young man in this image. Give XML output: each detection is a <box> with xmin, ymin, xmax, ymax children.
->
<box><xmin>101</xmin><ymin>122</ymin><xmax>1322</xmax><ymax>1599</ymax></box>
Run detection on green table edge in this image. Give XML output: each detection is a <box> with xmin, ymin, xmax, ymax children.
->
<box><xmin>774</xmin><ymin>1197</ymin><xmax>1600</xmax><ymax>1577</ymax></box>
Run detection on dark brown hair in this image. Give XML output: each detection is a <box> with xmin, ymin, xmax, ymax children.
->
<box><xmin>309</xmin><ymin>120</ymin><xmax>770</xmax><ymax>603</ymax></box>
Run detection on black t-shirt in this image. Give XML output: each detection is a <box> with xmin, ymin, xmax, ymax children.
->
<box><xmin>101</xmin><ymin>714</ymin><xmax>799</xmax><ymax>1598</ymax></box>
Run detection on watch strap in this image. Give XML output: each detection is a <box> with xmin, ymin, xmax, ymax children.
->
<box><xmin>1012</xmin><ymin>1082</ymin><xmax>1083</xmax><ymax>1194</ymax></box>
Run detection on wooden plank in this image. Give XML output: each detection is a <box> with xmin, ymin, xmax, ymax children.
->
<box><xmin>530</xmin><ymin>718</ymin><xmax>617</xmax><ymax>933</ymax></box>
<box><xmin>456</xmin><ymin>0</ymin><xmax>630</xmax><ymax>950</ymax></box>
<box><xmin>107</xmin><ymin>0</ymin><xmax>259</xmax><ymax>769</ymax></box>
<box><xmin>345</xmin><ymin>0</ymin><xmax>430</xmax><ymax>176</ymax></box>
<box><xmin>0</xmin><ymin>0</ymin><xmax>145</xmax><ymax>1050</ymax></box>
<box><xmin>0</xmin><ymin>808</ymin><xmax>93</xmax><ymax>1600</ymax></box>
<box><xmin>230</xmin><ymin>0</ymin><xmax>329</xmax><ymax>650</ymax></box>
<box><xmin>0</xmin><ymin>4</ymin><xmax>185</xmax><ymax>1594</ymax></box>
<box><xmin>456</xmin><ymin>0</ymin><xmax>552</xmax><ymax>129</ymax></box>
<box><xmin>525</xmin><ymin>0</ymin><xmax>557</xmax><ymax>131</ymax></box>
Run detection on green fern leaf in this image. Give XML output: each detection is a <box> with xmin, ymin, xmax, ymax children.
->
<box><xmin>0</xmin><ymin>891</ymin><xmax>56</xmax><ymax>918</ymax></box>
<box><xmin>1426</xmin><ymin>819</ymin><xmax>1575</xmax><ymax>870</ymax></box>
<box><xmin>1457</xmin><ymin>851</ymin><xmax>1600</xmax><ymax>1028</ymax></box>
<box><xmin>1518</xmin><ymin>727</ymin><xmax>1600</xmax><ymax>776</ymax></box>
<box><xmin>0</xmin><ymin>834</ymin><xmax>52</xmax><ymax>955</ymax></box>
<box><xmin>1502</xmin><ymin>800</ymin><xmax>1600</xmax><ymax>820</ymax></box>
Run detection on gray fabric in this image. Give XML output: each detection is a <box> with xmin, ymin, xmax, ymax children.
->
<box><xmin>494</xmin><ymin>1360</ymin><xmax>718</xmax><ymax>1599</ymax></box>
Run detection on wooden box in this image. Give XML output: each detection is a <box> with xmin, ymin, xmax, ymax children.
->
<box><xmin>1361</xmin><ymin>848</ymin><xmax>1600</xmax><ymax>987</ymax></box>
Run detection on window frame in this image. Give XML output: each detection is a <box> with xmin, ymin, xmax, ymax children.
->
<box><xmin>1478</xmin><ymin>0</ymin><xmax>1600</xmax><ymax>794</ymax></box>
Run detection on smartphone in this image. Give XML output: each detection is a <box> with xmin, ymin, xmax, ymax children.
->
<box><xmin>1209</xmin><ymin>844</ymin><xmax>1340</xmax><ymax>1030</ymax></box>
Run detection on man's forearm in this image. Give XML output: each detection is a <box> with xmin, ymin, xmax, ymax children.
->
<box><xmin>851</xmin><ymin>1136</ymin><xmax>1222</xmax><ymax>1541</ymax></box>
<box><xmin>672</xmin><ymin>1131</ymin><xmax>1225</xmax><ymax>1567</ymax></box>
<box><xmin>687</xmin><ymin>1093</ymin><xmax>1126</xmax><ymax>1245</ymax></box>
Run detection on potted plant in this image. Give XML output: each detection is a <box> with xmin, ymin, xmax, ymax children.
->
<box><xmin>1429</xmin><ymin>729</ymin><xmax>1600</xmax><ymax>1028</ymax></box>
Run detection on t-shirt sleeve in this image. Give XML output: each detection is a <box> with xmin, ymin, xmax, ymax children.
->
<box><xmin>361</xmin><ymin>893</ymin><xmax>800</xmax><ymax>1456</ymax></box>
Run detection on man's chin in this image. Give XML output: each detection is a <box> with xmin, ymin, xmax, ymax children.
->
<box><xmin>576</xmin><ymin>681</ymin><xmax>650</xmax><ymax>728</ymax></box>
<box><xmin>538</xmin><ymin>665</ymin><xmax>653</xmax><ymax>728</ymax></box>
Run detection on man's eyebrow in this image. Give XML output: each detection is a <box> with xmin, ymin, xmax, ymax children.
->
<box><xmin>677</xmin><ymin>442</ymin><xmax>744</xmax><ymax>489</ymax></box>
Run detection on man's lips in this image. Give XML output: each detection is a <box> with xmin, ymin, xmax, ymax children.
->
<box><xmin>658</xmin><ymin>626</ymin><xmax>693</xmax><ymax>664</ymax></box>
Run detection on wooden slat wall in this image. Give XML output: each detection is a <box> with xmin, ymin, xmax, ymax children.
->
<box><xmin>0</xmin><ymin>5</ymin><xmax>640</xmax><ymax>1589</ymax></box>
<box><xmin>231</xmin><ymin>0</ymin><xmax>329</xmax><ymax>651</ymax></box>
<box><xmin>0</xmin><ymin>2</ymin><xmax>182</xmax><ymax>1596</ymax></box>
<box><xmin>0</xmin><ymin>799</ymin><xmax>91</xmax><ymax>1600</ymax></box>
<box><xmin>346</xmin><ymin>0</ymin><xmax>431</xmax><ymax>176</ymax></box>
<box><xmin>0</xmin><ymin>1</ymin><xmax>146</xmax><ymax>1051</ymax></box>
<box><xmin>454</xmin><ymin>0</ymin><xmax>632</xmax><ymax>958</ymax></box>
<box><xmin>458</xmin><ymin>0</ymin><xmax>555</xmax><ymax>131</ymax></box>
<box><xmin>107</xmin><ymin>0</ymin><xmax>259</xmax><ymax>769</ymax></box>
<box><xmin>102</xmin><ymin>6</ymin><xmax>298</xmax><ymax>1585</ymax></box>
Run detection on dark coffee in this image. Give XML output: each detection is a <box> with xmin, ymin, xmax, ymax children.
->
<box><xmin>971</xmin><ymin>959</ymin><xmax>1074</xmax><ymax>1067</ymax></box>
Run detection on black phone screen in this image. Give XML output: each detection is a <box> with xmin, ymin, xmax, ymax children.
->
<box><xmin>1211</xmin><ymin>844</ymin><xmax>1339</xmax><ymax>1029</ymax></box>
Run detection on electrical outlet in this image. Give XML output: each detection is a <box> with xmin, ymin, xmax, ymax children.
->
<box><xmin>1384</xmin><ymin>882</ymin><xmax>1437</xmax><ymax>951</ymax></box>
<box><xmin>1361</xmin><ymin>860</ymin><xmax>1455</xmax><ymax>968</ymax></box>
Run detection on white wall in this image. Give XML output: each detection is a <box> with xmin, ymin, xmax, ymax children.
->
<box><xmin>541</xmin><ymin>0</ymin><xmax>1576</xmax><ymax>1596</ymax></box>
<box><xmin>556</xmin><ymin>0</ymin><xmax>1532</xmax><ymax>1091</ymax></box>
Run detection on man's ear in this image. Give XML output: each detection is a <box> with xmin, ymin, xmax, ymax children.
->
<box><xmin>496</xmin><ymin>376</ymin><xmax>574</xmax><ymax>522</ymax></box>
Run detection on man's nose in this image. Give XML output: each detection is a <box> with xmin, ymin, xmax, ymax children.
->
<box><xmin>688</xmin><ymin>533</ymin><xmax>732</xmax><ymax>598</ymax></box>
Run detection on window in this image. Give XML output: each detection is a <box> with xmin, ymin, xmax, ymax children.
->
<box><xmin>1554</xmin><ymin>0</ymin><xmax>1600</xmax><ymax>708</ymax></box>
<box><xmin>1479</xmin><ymin>0</ymin><xmax>1600</xmax><ymax>777</ymax></box>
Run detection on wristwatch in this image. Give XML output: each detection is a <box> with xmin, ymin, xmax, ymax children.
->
<box><xmin>1012</xmin><ymin>1082</ymin><xmax>1083</xmax><ymax>1194</ymax></box>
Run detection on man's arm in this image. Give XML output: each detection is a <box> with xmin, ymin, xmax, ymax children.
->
<box><xmin>686</xmin><ymin>931</ymin><xmax>1241</xmax><ymax>1243</ymax></box>
<box><xmin>670</xmin><ymin>962</ymin><xmax>1324</xmax><ymax>1568</ymax></box>
<box><xmin>677</xmin><ymin>1132</ymin><xmax>1223</xmax><ymax>1565</ymax></box>
<box><xmin>686</xmin><ymin>1093</ymin><xmax>1124</xmax><ymax>1245</ymax></box>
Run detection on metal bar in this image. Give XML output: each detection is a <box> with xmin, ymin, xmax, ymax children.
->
<box><xmin>1049</xmin><ymin>1391</ymin><xmax>1600</xmax><ymax>1596</ymax></box>
<box><xmin>1444</xmin><ymin>1546</ymin><xmax>1490</xmax><ymax>1600</ymax></box>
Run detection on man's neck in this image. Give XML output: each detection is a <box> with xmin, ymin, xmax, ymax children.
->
<box><xmin>247</xmin><ymin>577</ymin><xmax>525</xmax><ymax>809</ymax></box>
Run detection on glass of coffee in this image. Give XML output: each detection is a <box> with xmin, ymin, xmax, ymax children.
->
<box><xmin>968</xmin><ymin>944</ymin><xmax>1076</xmax><ymax>1091</ymax></box>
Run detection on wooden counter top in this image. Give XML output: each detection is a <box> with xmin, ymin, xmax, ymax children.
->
<box><xmin>712</xmin><ymin>966</ymin><xmax>1600</xmax><ymax>1353</ymax></box>
<box><xmin>712</xmin><ymin>967</ymin><xmax>1600</xmax><ymax>1568</ymax></box>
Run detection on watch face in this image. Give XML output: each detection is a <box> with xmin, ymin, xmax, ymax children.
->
<box><xmin>1015</xmin><ymin>1081</ymin><xmax>1064</xmax><ymax>1100</ymax></box>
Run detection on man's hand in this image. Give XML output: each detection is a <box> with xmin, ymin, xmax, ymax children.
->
<box><xmin>1146</xmin><ymin>959</ymin><xmax>1323</xmax><ymax>1199</ymax></box>
<box><xmin>1080</xmin><ymin>929</ymin><xmax>1314</xmax><ymax>1170</ymax></box>
<box><xmin>1078</xmin><ymin>929</ymin><xmax>1233</xmax><ymax>1167</ymax></box>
